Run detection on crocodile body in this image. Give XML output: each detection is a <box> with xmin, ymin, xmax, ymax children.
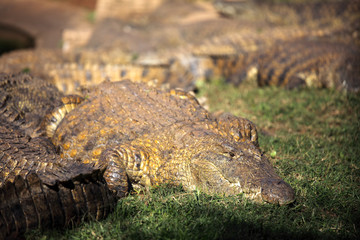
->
<box><xmin>0</xmin><ymin>1</ymin><xmax>358</xmax><ymax>92</ymax></box>
<box><xmin>0</xmin><ymin>73</ymin><xmax>114</xmax><ymax>238</ymax></box>
<box><xmin>0</xmin><ymin>49</ymin><xmax>195</xmax><ymax>93</ymax></box>
<box><xmin>0</xmin><ymin>73</ymin><xmax>65</xmax><ymax>137</ymax></box>
<box><xmin>48</xmin><ymin>80</ymin><xmax>294</xmax><ymax>205</ymax></box>
<box><xmin>0</xmin><ymin>23</ymin><xmax>355</xmax><ymax>93</ymax></box>
<box><xmin>257</xmin><ymin>40</ymin><xmax>360</xmax><ymax>90</ymax></box>
<box><xmin>0</xmin><ymin>116</ymin><xmax>116</xmax><ymax>239</ymax></box>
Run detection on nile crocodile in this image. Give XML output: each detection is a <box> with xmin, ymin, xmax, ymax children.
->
<box><xmin>257</xmin><ymin>40</ymin><xmax>360</xmax><ymax>90</ymax></box>
<box><xmin>0</xmin><ymin>1</ymin><xmax>358</xmax><ymax>92</ymax></box>
<box><xmin>0</xmin><ymin>73</ymin><xmax>115</xmax><ymax>239</ymax></box>
<box><xmin>44</xmin><ymin>80</ymin><xmax>295</xmax><ymax>205</ymax></box>
<box><xmin>0</xmin><ymin>116</ymin><xmax>116</xmax><ymax>239</ymax></box>
<box><xmin>0</xmin><ymin>73</ymin><xmax>66</xmax><ymax>137</ymax></box>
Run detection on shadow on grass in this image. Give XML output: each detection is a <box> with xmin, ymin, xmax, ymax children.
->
<box><xmin>97</xmin><ymin>186</ymin><xmax>357</xmax><ymax>240</ymax></box>
<box><xmin>112</xmin><ymin>199</ymin><xmax>354</xmax><ymax>240</ymax></box>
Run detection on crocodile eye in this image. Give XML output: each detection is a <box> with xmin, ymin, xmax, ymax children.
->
<box><xmin>51</xmin><ymin>116</ymin><xmax>57</xmax><ymax>122</ymax></box>
<box><xmin>219</xmin><ymin>151</ymin><xmax>235</xmax><ymax>160</ymax></box>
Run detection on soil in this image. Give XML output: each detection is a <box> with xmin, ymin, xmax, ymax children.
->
<box><xmin>0</xmin><ymin>0</ymin><xmax>92</xmax><ymax>48</ymax></box>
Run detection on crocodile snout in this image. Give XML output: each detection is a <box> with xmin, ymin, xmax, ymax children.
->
<box><xmin>260</xmin><ymin>178</ymin><xmax>295</xmax><ymax>205</ymax></box>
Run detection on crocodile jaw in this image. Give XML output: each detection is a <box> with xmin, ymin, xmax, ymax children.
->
<box><xmin>229</xmin><ymin>179</ymin><xmax>295</xmax><ymax>205</ymax></box>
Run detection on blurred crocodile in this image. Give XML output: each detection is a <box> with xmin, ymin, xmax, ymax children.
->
<box><xmin>0</xmin><ymin>22</ymin><xmax>355</xmax><ymax>93</ymax></box>
<box><xmin>46</xmin><ymin>80</ymin><xmax>295</xmax><ymax>205</ymax></box>
<box><xmin>0</xmin><ymin>49</ymin><xmax>196</xmax><ymax>94</ymax></box>
<box><xmin>0</xmin><ymin>1</ymin><xmax>358</xmax><ymax>93</ymax></box>
<box><xmin>257</xmin><ymin>40</ymin><xmax>360</xmax><ymax>90</ymax></box>
<box><xmin>0</xmin><ymin>116</ymin><xmax>116</xmax><ymax>239</ymax></box>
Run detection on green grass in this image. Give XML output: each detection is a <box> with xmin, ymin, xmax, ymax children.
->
<box><xmin>27</xmin><ymin>80</ymin><xmax>360</xmax><ymax>240</ymax></box>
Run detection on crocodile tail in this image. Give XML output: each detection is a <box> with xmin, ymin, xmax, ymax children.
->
<box><xmin>42</xmin><ymin>95</ymin><xmax>84</xmax><ymax>138</ymax></box>
<box><xmin>0</xmin><ymin>166</ymin><xmax>116</xmax><ymax>240</ymax></box>
<box><xmin>256</xmin><ymin>40</ymin><xmax>360</xmax><ymax>90</ymax></box>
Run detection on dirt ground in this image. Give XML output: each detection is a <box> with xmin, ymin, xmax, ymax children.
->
<box><xmin>0</xmin><ymin>0</ymin><xmax>92</xmax><ymax>48</ymax></box>
<box><xmin>86</xmin><ymin>0</ymin><xmax>270</xmax><ymax>53</ymax></box>
<box><xmin>0</xmin><ymin>0</ymin><xmax>264</xmax><ymax>53</ymax></box>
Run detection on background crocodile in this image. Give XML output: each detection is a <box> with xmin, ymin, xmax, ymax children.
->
<box><xmin>0</xmin><ymin>116</ymin><xmax>116</xmax><ymax>239</ymax></box>
<box><xmin>0</xmin><ymin>0</ymin><xmax>358</xmax><ymax>93</ymax></box>
<box><xmin>257</xmin><ymin>39</ymin><xmax>360</xmax><ymax>90</ymax></box>
<box><xmin>46</xmin><ymin>80</ymin><xmax>295</xmax><ymax>205</ymax></box>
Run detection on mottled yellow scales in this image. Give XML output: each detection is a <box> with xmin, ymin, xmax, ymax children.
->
<box><xmin>48</xmin><ymin>80</ymin><xmax>294</xmax><ymax>204</ymax></box>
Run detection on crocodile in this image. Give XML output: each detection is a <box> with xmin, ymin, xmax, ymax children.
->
<box><xmin>257</xmin><ymin>40</ymin><xmax>360</xmax><ymax>90</ymax></box>
<box><xmin>0</xmin><ymin>1</ymin><xmax>358</xmax><ymax>93</ymax></box>
<box><xmin>0</xmin><ymin>21</ymin><xmax>355</xmax><ymax>94</ymax></box>
<box><xmin>0</xmin><ymin>49</ymin><xmax>196</xmax><ymax>94</ymax></box>
<box><xmin>45</xmin><ymin>80</ymin><xmax>295</xmax><ymax>205</ymax></box>
<box><xmin>0</xmin><ymin>73</ymin><xmax>115</xmax><ymax>238</ymax></box>
<box><xmin>0</xmin><ymin>116</ymin><xmax>116</xmax><ymax>239</ymax></box>
<box><xmin>0</xmin><ymin>73</ymin><xmax>66</xmax><ymax>137</ymax></box>
<box><xmin>214</xmin><ymin>0</ymin><xmax>359</xmax><ymax>23</ymax></box>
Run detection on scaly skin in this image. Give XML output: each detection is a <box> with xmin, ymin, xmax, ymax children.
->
<box><xmin>0</xmin><ymin>117</ymin><xmax>116</xmax><ymax>239</ymax></box>
<box><xmin>0</xmin><ymin>73</ymin><xmax>64</xmax><ymax>137</ymax></box>
<box><xmin>49</xmin><ymin>80</ymin><xmax>294</xmax><ymax>205</ymax></box>
<box><xmin>0</xmin><ymin>49</ymin><xmax>196</xmax><ymax>93</ymax></box>
<box><xmin>257</xmin><ymin>40</ymin><xmax>360</xmax><ymax>90</ymax></box>
<box><xmin>0</xmin><ymin>1</ymin><xmax>358</xmax><ymax>93</ymax></box>
<box><xmin>215</xmin><ymin>0</ymin><xmax>359</xmax><ymax>23</ymax></box>
<box><xmin>1</xmin><ymin>0</ymin><xmax>359</xmax><ymax>92</ymax></box>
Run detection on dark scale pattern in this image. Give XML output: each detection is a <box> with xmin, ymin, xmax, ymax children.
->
<box><xmin>0</xmin><ymin>73</ymin><xmax>64</xmax><ymax>137</ymax></box>
<box><xmin>0</xmin><ymin>1</ymin><xmax>358</xmax><ymax>93</ymax></box>
<box><xmin>257</xmin><ymin>40</ymin><xmax>360</xmax><ymax>90</ymax></box>
<box><xmin>0</xmin><ymin>116</ymin><xmax>116</xmax><ymax>239</ymax></box>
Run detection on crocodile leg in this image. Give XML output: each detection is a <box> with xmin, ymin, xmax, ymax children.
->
<box><xmin>100</xmin><ymin>149</ymin><xmax>130</xmax><ymax>198</ymax></box>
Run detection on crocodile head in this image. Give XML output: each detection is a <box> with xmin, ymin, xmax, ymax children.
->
<box><xmin>189</xmin><ymin>136</ymin><xmax>295</xmax><ymax>205</ymax></box>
